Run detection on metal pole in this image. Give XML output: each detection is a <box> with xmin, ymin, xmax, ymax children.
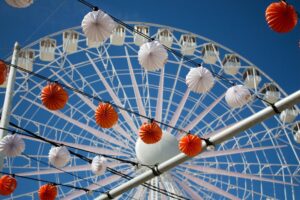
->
<box><xmin>0</xmin><ymin>42</ymin><xmax>20</xmax><ymax>170</ymax></box>
<box><xmin>95</xmin><ymin>90</ymin><xmax>300</xmax><ymax>200</ymax></box>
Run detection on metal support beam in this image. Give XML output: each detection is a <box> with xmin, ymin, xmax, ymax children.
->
<box><xmin>95</xmin><ymin>90</ymin><xmax>300</xmax><ymax>200</ymax></box>
<box><xmin>0</xmin><ymin>42</ymin><xmax>19</xmax><ymax>170</ymax></box>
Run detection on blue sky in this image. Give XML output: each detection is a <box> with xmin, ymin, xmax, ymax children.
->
<box><xmin>0</xmin><ymin>0</ymin><xmax>299</xmax><ymax>199</ymax></box>
<box><xmin>0</xmin><ymin>0</ymin><xmax>299</xmax><ymax>94</ymax></box>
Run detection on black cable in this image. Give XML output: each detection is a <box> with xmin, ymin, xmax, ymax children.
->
<box><xmin>0</xmin><ymin>171</ymin><xmax>102</xmax><ymax>193</ymax></box>
<box><xmin>1</xmin><ymin>124</ymin><xmax>144</xmax><ymax>167</ymax></box>
<box><xmin>22</xmin><ymin>153</ymin><xmax>111</xmax><ymax>194</ymax></box>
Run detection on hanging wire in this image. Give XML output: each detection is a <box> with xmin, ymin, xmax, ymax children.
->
<box><xmin>0</xmin><ymin>171</ymin><xmax>102</xmax><ymax>193</ymax></box>
<box><xmin>0</xmin><ymin>125</ymin><xmax>190</xmax><ymax>200</ymax></box>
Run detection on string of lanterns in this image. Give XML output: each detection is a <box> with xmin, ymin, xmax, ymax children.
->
<box><xmin>0</xmin><ymin>126</ymin><xmax>189</xmax><ymax>200</ymax></box>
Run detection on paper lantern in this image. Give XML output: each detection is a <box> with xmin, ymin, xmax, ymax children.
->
<box><xmin>41</xmin><ymin>83</ymin><xmax>68</xmax><ymax>110</ymax></box>
<box><xmin>5</xmin><ymin>0</ymin><xmax>33</xmax><ymax>8</ymax></box>
<box><xmin>179</xmin><ymin>134</ymin><xmax>202</xmax><ymax>157</ymax></box>
<box><xmin>81</xmin><ymin>9</ymin><xmax>116</xmax><ymax>43</ymax></box>
<box><xmin>265</xmin><ymin>1</ymin><xmax>298</xmax><ymax>33</ymax></box>
<box><xmin>95</xmin><ymin>103</ymin><xmax>118</xmax><ymax>128</ymax></box>
<box><xmin>225</xmin><ymin>85</ymin><xmax>251</xmax><ymax>108</ymax></box>
<box><xmin>38</xmin><ymin>184</ymin><xmax>57</xmax><ymax>200</ymax></box>
<box><xmin>139</xmin><ymin>121</ymin><xmax>162</xmax><ymax>144</ymax></box>
<box><xmin>0</xmin><ymin>175</ymin><xmax>17</xmax><ymax>196</ymax></box>
<box><xmin>186</xmin><ymin>67</ymin><xmax>215</xmax><ymax>93</ymax></box>
<box><xmin>48</xmin><ymin>146</ymin><xmax>70</xmax><ymax>168</ymax></box>
<box><xmin>0</xmin><ymin>61</ymin><xmax>8</xmax><ymax>85</ymax></box>
<box><xmin>138</xmin><ymin>41</ymin><xmax>168</xmax><ymax>71</ymax></box>
<box><xmin>91</xmin><ymin>156</ymin><xmax>107</xmax><ymax>175</ymax></box>
<box><xmin>0</xmin><ymin>135</ymin><xmax>25</xmax><ymax>157</ymax></box>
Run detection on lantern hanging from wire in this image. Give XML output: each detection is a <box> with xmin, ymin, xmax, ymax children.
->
<box><xmin>179</xmin><ymin>134</ymin><xmax>202</xmax><ymax>157</ymax></box>
<box><xmin>41</xmin><ymin>83</ymin><xmax>68</xmax><ymax>111</ymax></box>
<box><xmin>139</xmin><ymin>121</ymin><xmax>162</xmax><ymax>144</ymax></box>
<box><xmin>38</xmin><ymin>184</ymin><xmax>58</xmax><ymax>200</ymax></box>
<box><xmin>225</xmin><ymin>85</ymin><xmax>252</xmax><ymax>108</ymax></box>
<box><xmin>0</xmin><ymin>134</ymin><xmax>25</xmax><ymax>157</ymax></box>
<box><xmin>81</xmin><ymin>9</ymin><xmax>116</xmax><ymax>43</ymax></box>
<box><xmin>95</xmin><ymin>103</ymin><xmax>118</xmax><ymax>128</ymax></box>
<box><xmin>186</xmin><ymin>66</ymin><xmax>215</xmax><ymax>93</ymax></box>
<box><xmin>48</xmin><ymin>146</ymin><xmax>71</xmax><ymax>168</ymax></box>
<box><xmin>0</xmin><ymin>175</ymin><xmax>17</xmax><ymax>196</ymax></box>
<box><xmin>0</xmin><ymin>61</ymin><xmax>8</xmax><ymax>85</ymax></box>
<box><xmin>91</xmin><ymin>156</ymin><xmax>107</xmax><ymax>175</ymax></box>
<box><xmin>265</xmin><ymin>1</ymin><xmax>298</xmax><ymax>33</ymax></box>
<box><xmin>138</xmin><ymin>41</ymin><xmax>168</xmax><ymax>71</ymax></box>
<box><xmin>5</xmin><ymin>0</ymin><xmax>33</xmax><ymax>8</ymax></box>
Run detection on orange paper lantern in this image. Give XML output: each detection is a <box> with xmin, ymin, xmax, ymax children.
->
<box><xmin>0</xmin><ymin>61</ymin><xmax>8</xmax><ymax>85</ymax></box>
<box><xmin>139</xmin><ymin>121</ymin><xmax>162</xmax><ymax>144</ymax></box>
<box><xmin>0</xmin><ymin>175</ymin><xmax>17</xmax><ymax>196</ymax></box>
<box><xmin>95</xmin><ymin>103</ymin><xmax>118</xmax><ymax>128</ymax></box>
<box><xmin>41</xmin><ymin>83</ymin><xmax>68</xmax><ymax>110</ymax></box>
<box><xmin>179</xmin><ymin>134</ymin><xmax>202</xmax><ymax>157</ymax></box>
<box><xmin>38</xmin><ymin>184</ymin><xmax>57</xmax><ymax>200</ymax></box>
<box><xmin>265</xmin><ymin>1</ymin><xmax>298</xmax><ymax>33</ymax></box>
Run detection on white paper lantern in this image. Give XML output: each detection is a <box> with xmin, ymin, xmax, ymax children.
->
<box><xmin>81</xmin><ymin>10</ymin><xmax>116</xmax><ymax>43</ymax></box>
<box><xmin>225</xmin><ymin>85</ymin><xmax>251</xmax><ymax>108</ymax></box>
<box><xmin>91</xmin><ymin>156</ymin><xmax>107</xmax><ymax>175</ymax></box>
<box><xmin>186</xmin><ymin>67</ymin><xmax>215</xmax><ymax>93</ymax></box>
<box><xmin>294</xmin><ymin>131</ymin><xmax>300</xmax><ymax>144</ymax></box>
<box><xmin>5</xmin><ymin>0</ymin><xmax>33</xmax><ymax>8</ymax></box>
<box><xmin>0</xmin><ymin>135</ymin><xmax>25</xmax><ymax>157</ymax></box>
<box><xmin>279</xmin><ymin>108</ymin><xmax>298</xmax><ymax>123</ymax></box>
<box><xmin>138</xmin><ymin>41</ymin><xmax>168</xmax><ymax>71</ymax></box>
<box><xmin>48</xmin><ymin>146</ymin><xmax>70</xmax><ymax>168</ymax></box>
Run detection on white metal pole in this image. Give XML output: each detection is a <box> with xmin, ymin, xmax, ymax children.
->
<box><xmin>95</xmin><ymin>90</ymin><xmax>300</xmax><ymax>200</ymax></box>
<box><xmin>0</xmin><ymin>42</ymin><xmax>20</xmax><ymax>170</ymax></box>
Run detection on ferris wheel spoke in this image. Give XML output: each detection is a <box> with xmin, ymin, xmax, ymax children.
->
<box><xmin>178</xmin><ymin>171</ymin><xmax>240</xmax><ymax>200</ymax></box>
<box><xmin>180</xmin><ymin>164</ymin><xmax>297</xmax><ymax>186</ymax></box>
<box><xmin>173</xmin><ymin>177</ymin><xmax>204</xmax><ymax>200</ymax></box>
<box><xmin>155</xmin><ymin>68</ymin><xmax>164</xmax><ymax>122</ymax></box>
<box><xmin>61</xmin><ymin>170</ymin><xmax>131</xmax><ymax>200</ymax></box>
<box><xmin>184</xmin><ymin>93</ymin><xmax>225</xmax><ymax>132</ymax></box>
<box><xmin>16</xmin><ymin>164</ymin><xmax>90</xmax><ymax>176</ymax></box>
<box><xmin>19</xmin><ymin>129</ymin><xmax>130</xmax><ymax>157</ymax></box>
<box><xmin>166</xmin><ymin>89</ymin><xmax>190</xmax><ymax>133</ymax></box>
<box><xmin>49</xmin><ymin>70</ymin><xmax>136</xmax><ymax>146</ymax></box>
<box><xmin>86</xmin><ymin>53</ymin><xmax>138</xmax><ymax>133</ymax></box>
<box><xmin>124</xmin><ymin>46</ymin><xmax>146</xmax><ymax>118</ymax></box>
<box><xmin>20</xmin><ymin>96</ymin><xmax>128</xmax><ymax>149</ymax></box>
<box><xmin>200</xmin><ymin>145</ymin><xmax>286</xmax><ymax>159</ymax></box>
<box><xmin>101</xmin><ymin>45</ymin><xmax>142</xmax><ymax>129</ymax></box>
<box><xmin>163</xmin><ymin>59</ymin><xmax>184</xmax><ymax>124</ymax></box>
<box><xmin>132</xmin><ymin>186</ymin><xmax>146</xmax><ymax>199</ymax></box>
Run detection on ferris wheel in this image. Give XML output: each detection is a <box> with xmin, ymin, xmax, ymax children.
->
<box><xmin>0</xmin><ymin>20</ymin><xmax>299</xmax><ymax>200</ymax></box>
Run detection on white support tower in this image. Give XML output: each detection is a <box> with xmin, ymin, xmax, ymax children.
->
<box><xmin>0</xmin><ymin>42</ymin><xmax>20</xmax><ymax>170</ymax></box>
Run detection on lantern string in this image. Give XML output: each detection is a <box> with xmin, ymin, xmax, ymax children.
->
<box><xmin>0</xmin><ymin>171</ymin><xmax>103</xmax><ymax>193</ymax></box>
<box><xmin>77</xmin><ymin>0</ymin><xmax>236</xmax><ymax>87</ymax></box>
<box><xmin>0</xmin><ymin>59</ymin><xmax>280</xmax><ymax>137</ymax></box>
<box><xmin>0</xmin><ymin>59</ymin><xmax>202</xmax><ymax>136</ymax></box>
<box><xmin>0</xmin><ymin>126</ymin><xmax>190</xmax><ymax>200</ymax></box>
<box><xmin>0</xmin><ymin>125</ymin><xmax>149</xmax><ymax>168</ymax></box>
<box><xmin>21</xmin><ymin>153</ymin><xmax>111</xmax><ymax>191</ymax></box>
<box><xmin>76</xmin><ymin>0</ymin><xmax>284</xmax><ymax>109</ymax></box>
